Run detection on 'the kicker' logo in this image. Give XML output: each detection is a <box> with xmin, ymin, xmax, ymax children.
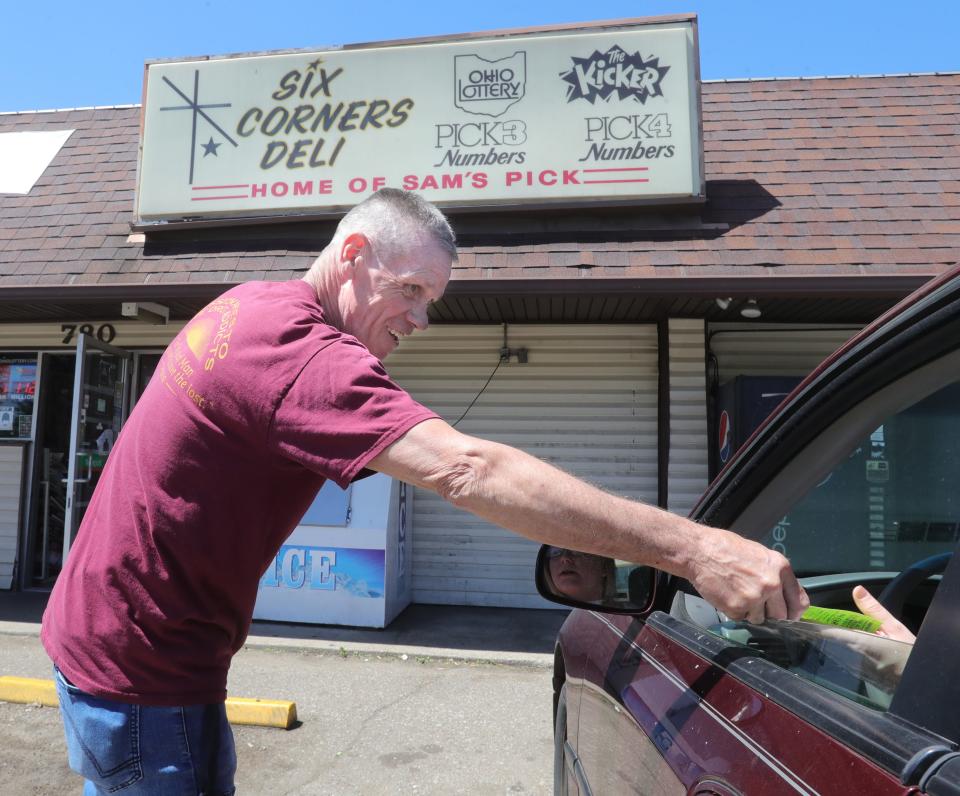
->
<box><xmin>560</xmin><ymin>45</ymin><xmax>669</xmax><ymax>105</ymax></box>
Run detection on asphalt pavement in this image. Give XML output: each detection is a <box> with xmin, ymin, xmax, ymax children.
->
<box><xmin>0</xmin><ymin>591</ymin><xmax>569</xmax><ymax>795</ymax></box>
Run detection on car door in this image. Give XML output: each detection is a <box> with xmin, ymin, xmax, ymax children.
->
<box><xmin>575</xmin><ymin>271</ymin><xmax>960</xmax><ymax>794</ymax></box>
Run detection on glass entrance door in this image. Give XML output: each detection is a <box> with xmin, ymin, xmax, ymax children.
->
<box><xmin>63</xmin><ymin>334</ymin><xmax>132</xmax><ymax>557</ymax></box>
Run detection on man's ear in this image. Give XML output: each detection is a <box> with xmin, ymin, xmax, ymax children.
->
<box><xmin>339</xmin><ymin>232</ymin><xmax>369</xmax><ymax>268</ymax></box>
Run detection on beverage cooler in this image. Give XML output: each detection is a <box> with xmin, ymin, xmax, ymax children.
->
<box><xmin>714</xmin><ymin>376</ymin><xmax>801</xmax><ymax>477</ymax></box>
<box><xmin>253</xmin><ymin>474</ymin><xmax>412</xmax><ymax>628</ymax></box>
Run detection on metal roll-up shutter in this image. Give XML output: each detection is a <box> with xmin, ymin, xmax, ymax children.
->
<box><xmin>386</xmin><ymin>324</ymin><xmax>658</xmax><ymax>608</ymax></box>
<box><xmin>709</xmin><ymin>324</ymin><xmax>859</xmax><ymax>381</ymax></box>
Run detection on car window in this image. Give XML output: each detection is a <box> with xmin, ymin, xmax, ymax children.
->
<box><xmin>709</xmin><ymin>379</ymin><xmax>960</xmax><ymax>710</ymax></box>
<box><xmin>707</xmin><ymin>618</ymin><xmax>911</xmax><ymax>711</ymax></box>
<box><xmin>763</xmin><ymin>380</ymin><xmax>960</xmax><ymax>577</ymax></box>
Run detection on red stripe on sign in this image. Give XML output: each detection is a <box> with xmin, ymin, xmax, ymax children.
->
<box><xmin>191</xmin><ymin>195</ymin><xmax>249</xmax><ymax>201</ymax></box>
<box><xmin>192</xmin><ymin>184</ymin><xmax>249</xmax><ymax>190</ymax></box>
<box><xmin>581</xmin><ymin>167</ymin><xmax>650</xmax><ymax>173</ymax></box>
<box><xmin>583</xmin><ymin>179</ymin><xmax>650</xmax><ymax>184</ymax></box>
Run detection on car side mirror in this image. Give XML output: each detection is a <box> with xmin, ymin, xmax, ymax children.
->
<box><xmin>534</xmin><ymin>545</ymin><xmax>657</xmax><ymax>614</ymax></box>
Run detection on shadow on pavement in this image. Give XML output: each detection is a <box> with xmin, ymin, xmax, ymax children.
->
<box><xmin>0</xmin><ymin>590</ymin><xmax>569</xmax><ymax>656</ymax></box>
<box><xmin>248</xmin><ymin>604</ymin><xmax>570</xmax><ymax>656</ymax></box>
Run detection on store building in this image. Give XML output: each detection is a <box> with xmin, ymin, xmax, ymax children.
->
<box><xmin>0</xmin><ymin>17</ymin><xmax>957</xmax><ymax>619</ymax></box>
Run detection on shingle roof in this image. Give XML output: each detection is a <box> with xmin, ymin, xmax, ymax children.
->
<box><xmin>1</xmin><ymin>73</ymin><xmax>957</xmax><ymax>297</ymax></box>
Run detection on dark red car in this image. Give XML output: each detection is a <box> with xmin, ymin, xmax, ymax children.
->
<box><xmin>537</xmin><ymin>267</ymin><xmax>960</xmax><ymax>795</ymax></box>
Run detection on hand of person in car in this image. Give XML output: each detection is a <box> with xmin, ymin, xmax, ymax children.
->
<box><xmin>788</xmin><ymin>617</ymin><xmax>913</xmax><ymax>693</ymax></box>
<box><xmin>852</xmin><ymin>585</ymin><xmax>916</xmax><ymax>643</ymax></box>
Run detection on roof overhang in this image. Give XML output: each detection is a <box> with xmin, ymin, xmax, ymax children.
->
<box><xmin>0</xmin><ymin>274</ymin><xmax>933</xmax><ymax>326</ymax></box>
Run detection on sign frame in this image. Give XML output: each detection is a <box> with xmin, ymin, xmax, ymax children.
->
<box><xmin>133</xmin><ymin>14</ymin><xmax>703</xmax><ymax>230</ymax></box>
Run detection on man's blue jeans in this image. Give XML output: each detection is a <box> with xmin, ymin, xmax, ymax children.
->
<box><xmin>54</xmin><ymin>666</ymin><xmax>237</xmax><ymax>795</ymax></box>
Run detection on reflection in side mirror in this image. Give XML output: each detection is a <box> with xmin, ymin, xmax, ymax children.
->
<box><xmin>534</xmin><ymin>545</ymin><xmax>656</xmax><ymax>614</ymax></box>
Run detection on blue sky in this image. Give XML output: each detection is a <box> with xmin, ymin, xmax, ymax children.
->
<box><xmin>2</xmin><ymin>1</ymin><xmax>955</xmax><ymax>112</ymax></box>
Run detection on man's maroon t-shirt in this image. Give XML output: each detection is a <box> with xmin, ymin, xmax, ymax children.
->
<box><xmin>41</xmin><ymin>280</ymin><xmax>437</xmax><ymax>705</ymax></box>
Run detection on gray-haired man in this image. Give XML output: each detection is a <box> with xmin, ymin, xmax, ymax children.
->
<box><xmin>44</xmin><ymin>189</ymin><xmax>807</xmax><ymax>793</ymax></box>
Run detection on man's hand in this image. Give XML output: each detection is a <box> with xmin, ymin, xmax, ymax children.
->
<box><xmin>689</xmin><ymin>528</ymin><xmax>809</xmax><ymax>623</ymax></box>
<box><xmin>852</xmin><ymin>585</ymin><xmax>916</xmax><ymax>643</ymax></box>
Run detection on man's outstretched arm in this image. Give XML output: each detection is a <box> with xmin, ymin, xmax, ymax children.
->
<box><xmin>369</xmin><ymin>418</ymin><xmax>808</xmax><ymax>623</ymax></box>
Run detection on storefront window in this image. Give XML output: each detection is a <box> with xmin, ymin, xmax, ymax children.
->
<box><xmin>0</xmin><ymin>357</ymin><xmax>38</xmax><ymax>440</ymax></box>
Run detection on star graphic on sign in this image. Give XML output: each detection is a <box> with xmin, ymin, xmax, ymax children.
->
<box><xmin>160</xmin><ymin>70</ymin><xmax>237</xmax><ymax>184</ymax></box>
<box><xmin>201</xmin><ymin>137</ymin><xmax>221</xmax><ymax>157</ymax></box>
<box><xmin>308</xmin><ymin>58</ymin><xmax>324</xmax><ymax>72</ymax></box>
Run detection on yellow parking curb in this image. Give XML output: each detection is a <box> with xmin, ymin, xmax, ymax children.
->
<box><xmin>225</xmin><ymin>696</ymin><xmax>297</xmax><ymax>729</ymax></box>
<box><xmin>0</xmin><ymin>676</ymin><xmax>297</xmax><ymax>730</ymax></box>
<box><xmin>0</xmin><ymin>676</ymin><xmax>57</xmax><ymax>707</ymax></box>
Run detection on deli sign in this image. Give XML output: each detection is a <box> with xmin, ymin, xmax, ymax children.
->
<box><xmin>135</xmin><ymin>15</ymin><xmax>702</xmax><ymax>224</ymax></box>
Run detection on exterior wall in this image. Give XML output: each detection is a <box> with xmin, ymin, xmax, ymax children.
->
<box><xmin>667</xmin><ymin>319</ymin><xmax>709</xmax><ymax>517</ymax></box>
<box><xmin>0</xmin><ymin>322</ymin><xmax>185</xmax><ymax>351</ymax></box>
<box><xmin>0</xmin><ymin>446</ymin><xmax>24</xmax><ymax>588</ymax></box>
